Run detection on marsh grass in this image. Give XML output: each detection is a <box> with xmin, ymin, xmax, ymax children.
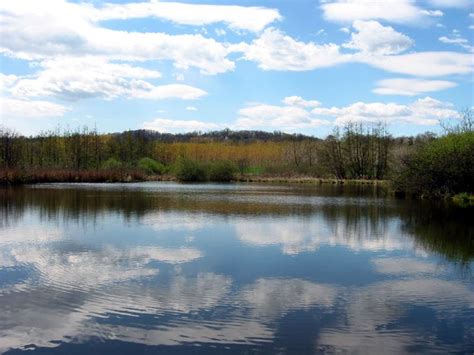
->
<box><xmin>0</xmin><ymin>168</ymin><xmax>146</xmax><ymax>185</ymax></box>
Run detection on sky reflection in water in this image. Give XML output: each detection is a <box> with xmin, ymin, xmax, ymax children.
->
<box><xmin>0</xmin><ymin>183</ymin><xmax>473</xmax><ymax>354</ymax></box>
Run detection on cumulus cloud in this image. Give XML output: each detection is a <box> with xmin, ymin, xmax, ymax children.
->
<box><xmin>133</xmin><ymin>84</ymin><xmax>207</xmax><ymax>101</ymax></box>
<box><xmin>439</xmin><ymin>34</ymin><xmax>474</xmax><ymax>52</ymax></box>
<box><xmin>343</xmin><ymin>21</ymin><xmax>414</xmax><ymax>55</ymax></box>
<box><xmin>3</xmin><ymin>57</ymin><xmax>206</xmax><ymax>101</ymax></box>
<box><xmin>142</xmin><ymin>95</ymin><xmax>458</xmax><ymax>134</ymax></box>
<box><xmin>0</xmin><ymin>0</ymin><xmax>236</xmax><ymax>75</ymax></box>
<box><xmin>312</xmin><ymin>96</ymin><xmax>458</xmax><ymax>126</ymax></box>
<box><xmin>420</xmin><ymin>9</ymin><xmax>444</xmax><ymax>17</ymax></box>
<box><xmin>91</xmin><ymin>1</ymin><xmax>281</xmax><ymax>32</ymax></box>
<box><xmin>0</xmin><ymin>73</ymin><xmax>18</xmax><ymax>92</ymax></box>
<box><xmin>142</xmin><ymin>118</ymin><xmax>219</xmax><ymax>133</ymax></box>
<box><xmin>321</xmin><ymin>0</ymin><xmax>428</xmax><ymax>24</ymax></box>
<box><xmin>234</xmin><ymin>95</ymin><xmax>458</xmax><ymax>130</ymax></box>
<box><xmin>239</xmin><ymin>28</ymin><xmax>472</xmax><ymax>78</ymax></box>
<box><xmin>235</xmin><ymin>102</ymin><xmax>330</xmax><ymax>131</ymax></box>
<box><xmin>360</xmin><ymin>51</ymin><xmax>473</xmax><ymax>77</ymax></box>
<box><xmin>373</xmin><ymin>78</ymin><xmax>457</xmax><ymax>96</ymax></box>
<box><xmin>282</xmin><ymin>96</ymin><xmax>321</xmax><ymax>108</ymax></box>
<box><xmin>242</xmin><ymin>28</ymin><xmax>348</xmax><ymax>71</ymax></box>
<box><xmin>0</xmin><ymin>97</ymin><xmax>69</xmax><ymax>119</ymax></box>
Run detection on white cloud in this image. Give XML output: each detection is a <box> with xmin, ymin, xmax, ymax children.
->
<box><xmin>361</xmin><ymin>51</ymin><xmax>473</xmax><ymax>77</ymax></box>
<box><xmin>321</xmin><ymin>0</ymin><xmax>426</xmax><ymax>24</ymax></box>
<box><xmin>5</xmin><ymin>57</ymin><xmax>206</xmax><ymax>101</ymax></box>
<box><xmin>234</xmin><ymin>95</ymin><xmax>458</xmax><ymax>129</ymax></box>
<box><xmin>93</xmin><ymin>1</ymin><xmax>281</xmax><ymax>32</ymax></box>
<box><xmin>420</xmin><ymin>9</ymin><xmax>444</xmax><ymax>17</ymax></box>
<box><xmin>311</xmin><ymin>96</ymin><xmax>458</xmax><ymax>125</ymax></box>
<box><xmin>242</xmin><ymin>28</ymin><xmax>348</xmax><ymax>71</ymax></box>
<box><xmin>0</xmin><ymin>73</ymin><xmax>18</xmax><ymax>92</ymax></box>
<box><xmin>440</xmin><ymin>34</ymin><xmax>468</xmax><ymax>45</ymax></box>
<box><xmin>215</xmin><ymin>28</ymin><xmax>227</xmax><ymax>36</ymax></box>
<box><xmin>186</xmin><ymin>106</ymin><xmax>198</xmax><ymax>111</ymax></box>
<box><xmin>343</xmin><ymin>20</ymin><xmax>413</xmax><ymax>55</ymax></box>
<box><xmin>142</xmin><ymin>118</ymin><xmax>219</xmax><ymax>133</ymax></box>
<box><xmin>0</xmin><ymin>0</ymin><xmax>236</xmax><ymax>75</ymax></box>
<box><xmin>133</xmin><ymin>84</ymin><xmax>207</xmax><ymax>100</ymax></box>
<box><xmin>373</xmin><ymin>78</ymin><xmax>457</xmax><ymax>96</ymax></box>
<box><xmin>239</xmin><ymin>27</ymin><xmax>472</xmax><ymax>78</ymax></box>
<box><xmin>439</xmin><ymin>35</ymin><xmax>474</xmax><ymax>52</ymax></box>
<box><xmin>0</xmin><ymin>97</ymin><xmax>69</xmax><ymax>118</ymax></box>
<box><xmin>236</xmin><ymin>102</ymin><xmax>330</xmax><ymax>131</ymax></box>
<box><xmin>282</xmin><ymin>96</ymin><xmax>321</xmax><ymax>108</ymax></box>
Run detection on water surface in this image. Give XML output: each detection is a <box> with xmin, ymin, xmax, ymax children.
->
<box><xmin>0</xmin><ymin>182</ymin><xmax>473</xmax><ymax>354</ymax></box>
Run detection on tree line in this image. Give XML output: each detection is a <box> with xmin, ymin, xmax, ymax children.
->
<box><xmin>1</xmin><ymin>110</ymin><xmax>472</xmax><ymax>197</ymax></box>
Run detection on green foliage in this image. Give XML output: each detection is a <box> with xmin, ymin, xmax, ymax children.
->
<box><xmin>209</xmin><ymin>160</ymin><xmax>237</xmax><ymax>182</ymax></box>
<box><xmin>137</xmin><ymin>157</ymin><xmax>165</xmax><ymax>175</ymax></box>
<box><xmin>174</xmin><ymin>157</ymin><xmax>207</xmax><ymax>182</ymax></box>
<box><xmin>394</xmin><ymin>132</ymin><xmax>474</xmax><ymax>197</ymax></box>
<box><xmin>101</xmin><ymin>158</ymin><xmax>122</xmax><ymax>170</ymax></box>
<box><xmin>452</xmin><ymin>193</ymin><xmax>474</xmax><ymax>207</ymax></box>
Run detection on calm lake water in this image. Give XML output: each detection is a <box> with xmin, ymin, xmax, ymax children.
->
<box><xmin>0</xmin><ymin>182</ymin><xmax>473</xmax><ymax>354</ymax></box>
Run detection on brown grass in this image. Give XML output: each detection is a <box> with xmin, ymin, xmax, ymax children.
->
<box><xmin>0</xmin><ymin>168</ymin><xmax>147</xmax><ymax>185</ymax></box>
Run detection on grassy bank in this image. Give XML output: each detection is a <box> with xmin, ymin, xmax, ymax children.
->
<box><xmin>0</xmin><ymin>168</ymin><xmax>149</xmax><ymax>185</ymax></box>
<box><xmin>235</xmin><ymin>175</ymin><xmax>388</xmax><ymax>186</ymax></box>
<box><xmin>0</xmin><ymin>167</ymin><xmax>387</xmax><ymax>186</ymax></box>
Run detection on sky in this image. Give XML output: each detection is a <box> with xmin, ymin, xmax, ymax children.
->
<box><xmin>0</xmin><ymin>0</ymin><xmax>473</xmax><ymax>137</ymax></box>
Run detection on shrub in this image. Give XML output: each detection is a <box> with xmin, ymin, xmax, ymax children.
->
<box><xmin>101</xmin><ymin>158</ymin><xmax>122</xmax><ymax>170</ymax></box>
<box><xmin>209</xmin><ymin>160</ymin><xmax>237</xmax><ymax>182</ymax></box>
<box><xmin>174</xmin><ymin>157</ymin><xmax>207</xmax><ymax>182</ymax></box>
<box><xmin>394</xmin><ymin>132</ymin><xmax>474</xmax><ymax>197</ymax></box>
<box><xmin>138</xmin><ymin>157</ymin><xmax>165</xmax><ymax>175</ymax></box>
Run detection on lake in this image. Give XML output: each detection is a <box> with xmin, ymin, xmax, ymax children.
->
<box><xmin>0</xmin><ymin>182</ymin><xmax>473</xmax><ymax>354</ymax></box>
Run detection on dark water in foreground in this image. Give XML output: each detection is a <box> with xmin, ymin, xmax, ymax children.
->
<box><xmin>0</xmin><ymin>183</ymin><xmax>473</xmax><ymax>354</ymax></box>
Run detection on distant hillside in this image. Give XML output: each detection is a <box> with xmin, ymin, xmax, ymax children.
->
<box><xmin>111</xmin><ymin>129</ymin><xmax>320</xmax><ymax>143</ymax></box>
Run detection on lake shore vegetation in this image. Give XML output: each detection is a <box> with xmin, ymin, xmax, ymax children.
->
<box><xmin>1</xmin><ymin>110</ymin><xmax>472</xmax><ymax>199</ymax></box>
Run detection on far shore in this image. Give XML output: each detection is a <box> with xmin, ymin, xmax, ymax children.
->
<box><xmin>0</xmin><ymin>168</ymin><xmax>387</xmax><ymax>186</ymax></box>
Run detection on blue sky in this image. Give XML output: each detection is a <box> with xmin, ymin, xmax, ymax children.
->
<box><xmin>0</xmin><ymin>0</ymin><xmax>473</xmax><ymax>137</ymax></box>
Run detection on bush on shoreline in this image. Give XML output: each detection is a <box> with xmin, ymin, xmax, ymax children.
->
<box><xmin>174</xmin><ymin>157</ymin><xmax>207</xmax><ymax>182</ymax></box>
<box><xmin>394</xmin><ymin>132</ymin><xmax>474</xmax><ymax>198</ymax></box>
<box><xmin>138</xmin><ymin>157</ymin><xmax>165</xmax><ymax>175</ymax></box>
<box><xmin>209</xmin><ymin>160</ymin><xmax>237</xmax><ymax>182</ymax></box>
<box><xmin>101</xmin><ymin>158</ymin><xmax>123</xmax><ymax>170</ymax></box>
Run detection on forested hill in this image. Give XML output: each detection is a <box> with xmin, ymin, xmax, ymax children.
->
<box><xmin>110</xmin><ymin>129</ymin><xmax>319</xmax><ymax>143</ymax></box>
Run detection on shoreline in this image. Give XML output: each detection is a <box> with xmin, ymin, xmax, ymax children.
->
<box><xmin>0</xmin><ymin>169</ymin><xmax>387</xmax><ymax>186</ymax></box>
<box><xmin>1</xmin><ymin>172</ymin><xmax>472</xmax><ymax>206</ymax></box>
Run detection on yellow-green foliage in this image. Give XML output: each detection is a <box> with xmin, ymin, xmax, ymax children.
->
<box><xmin>395</xmin><ymin>132</ymin><xmax>474</xmax><ymax>196</ymax></box>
